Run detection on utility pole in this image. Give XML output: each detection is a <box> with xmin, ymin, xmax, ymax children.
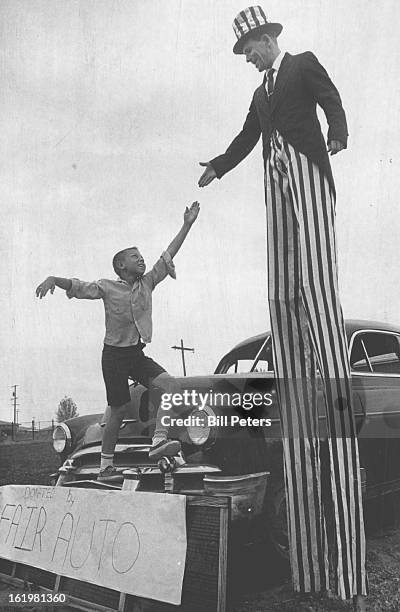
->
<box><xmin>11</xmin><ymin>384</ymin><xmax>18</xmax><ymax>441</ymax></box>
<box><xmin>171</xmin><ymin>339</ymin><xmax>194</xmax><ymax>376</ymax></box>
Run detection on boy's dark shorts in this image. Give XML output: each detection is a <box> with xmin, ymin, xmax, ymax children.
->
<box><xmin>102</xmin><ymin>343</ymin><xmax>166</xmax><ymax>407</ymax></box>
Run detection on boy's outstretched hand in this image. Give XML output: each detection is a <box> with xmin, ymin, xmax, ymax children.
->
<box><xmin>36</xmin><ymin>276</ymin><xmax>56</xmax><ymax>299</ymax></box>
<box><xmin>167</xmin><ymin>202</ymin><xmax>200</xmax><ymax>258</ymax></box>
<box><xmin>184</xmin><ymin>201</ymin><xmax>200</xmax><ymax>226</ymax></box>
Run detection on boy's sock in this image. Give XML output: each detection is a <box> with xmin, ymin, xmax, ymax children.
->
<box><xmin>152</xmin><ymin>410</ymin><xmax>169</xmax><ymax>447</ymax></box>
<box><xmin>100</xmin><ymin>452</ymin><xmax>114</xmax><ymax>471</ymax></box>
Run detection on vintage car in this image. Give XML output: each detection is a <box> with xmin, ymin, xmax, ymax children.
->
<box><xmin>51</xmin><ymin>319</ymin><xmax>400</xmax><ymax>563</ymax></box>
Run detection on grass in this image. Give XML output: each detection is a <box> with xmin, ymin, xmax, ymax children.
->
<box><xmin>0</xmin><ymin>439</ymin><xmax>60</xmax><ymax>486</ymax></box>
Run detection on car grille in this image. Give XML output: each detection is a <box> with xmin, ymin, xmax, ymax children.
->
<box><xmin>60</xmin><ymin>576</ymin><xmax>120</xmax><ymax>609</ymax></box>
<box><xmin>71</xmin><ymin>443</ymin><xmax>156</xmax><ymax>474</ymax></box>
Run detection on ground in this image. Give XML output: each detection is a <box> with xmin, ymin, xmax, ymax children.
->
<box><xmin>232</xmin><ymin>528</ymin><xmax>400</xmax><ymax>611</ymax></box>
<box><xmin>0</xmin><ymin>439</ymin><xmax>60</xmax><ymax>486</ymax></box>
<box><xmin>0</xmin><ymin>440</ymin><xmax>399</xmax><ymax>611</ymax></box>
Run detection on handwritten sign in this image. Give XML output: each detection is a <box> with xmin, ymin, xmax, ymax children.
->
<box><xmin>0</xmin><ymin>485</ymin><xmax>186</xmax><ymax>605</ymax></box>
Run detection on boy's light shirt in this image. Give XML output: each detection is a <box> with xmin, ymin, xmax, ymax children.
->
<box><xmin>67</xmin><ymin>251</ymin><xmax>175</xmax><ymax>346</ymax></box>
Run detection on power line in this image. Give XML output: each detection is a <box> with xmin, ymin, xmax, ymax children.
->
<box><xmin>171</xmin><ymin>339</ymin><xmax>194</xmax><ymax>376</ymax></box>
<box><xmin>11</xmin><ymin>384</ymin><xmax>18</xmax><ymax>441</ymax></box>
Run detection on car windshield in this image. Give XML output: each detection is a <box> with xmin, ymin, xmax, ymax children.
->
<box><xmin>215</xmin><ymin>335</ymin><xmax>274</xmax><ymax>374</ymax></box>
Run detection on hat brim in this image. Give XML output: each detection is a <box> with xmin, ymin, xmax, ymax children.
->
<box><xmin>233</xmin><ymin>23</ymin><xmax>283</xmax><ymax>55</ymax></box>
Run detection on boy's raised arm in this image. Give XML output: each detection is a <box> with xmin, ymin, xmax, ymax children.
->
<box><xmin>35</xmin><ymin>276</ymin><xmax>72</xmax><ymax>299</ymax></box>
<box><xmin>167</xmin><ymin>201</ymin><xmax>200</xmax><ymax>259</ymax></box>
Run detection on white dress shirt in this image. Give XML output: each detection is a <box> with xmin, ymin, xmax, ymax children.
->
<box><xmin>265</xmin><ymin>49</ymin><xmax>286</xmax><ymax>92</ymax></box>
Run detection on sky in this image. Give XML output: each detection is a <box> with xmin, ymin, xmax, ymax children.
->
<box><xmin>1</xmin><ymin>0</ymin><xmax>400</xmax><ymax>423</ymax></box>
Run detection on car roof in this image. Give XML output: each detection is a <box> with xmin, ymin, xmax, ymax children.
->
<box><xmin>227</xmin><ymin>319</ymin><xmax>400</xmax><ymax>353</ymax></box>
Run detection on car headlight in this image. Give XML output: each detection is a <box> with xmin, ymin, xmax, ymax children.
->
<box><xmin>52</xmin><ymin>423</ymin><xmax>71</xmax><ymax>453</ymax></box>
<box><xmin>186</xmin><ymin>405</ymin><xmax>216</xmax><ymax>446</ymax></box>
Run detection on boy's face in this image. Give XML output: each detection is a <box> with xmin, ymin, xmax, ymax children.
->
<box><xmin>119</xmin><ymin>248</ymin><xmax>146</xmax><ymax>277</ymax></box>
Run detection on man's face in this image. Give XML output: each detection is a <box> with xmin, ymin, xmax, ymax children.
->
<box><xmin>243</xmin><ymin>35</ymin><xmax>274</xmax><ymax>72</ymax></box>
<box><xmin>120</xmin><ymin>248</ymin><xmax>146</xmax><ymax>277</ymax></box>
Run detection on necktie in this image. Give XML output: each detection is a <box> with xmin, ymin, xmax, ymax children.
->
<box><xmin>267</xmin><ymin>68</ymin><xmax>275</xmax><ymax>98</ymax></box>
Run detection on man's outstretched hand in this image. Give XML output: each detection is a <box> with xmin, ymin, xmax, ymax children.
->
<box><xmin>198</xmin><ymin>162</ymin><xmax>217</xmax><ymax>188</ymax></box>
<box><xmin>184</xmin><ymin>201</ymin><xmax>200</xmax><ymax>226</ymax></box>
<box><xmin>327</xmin><ymin>140</ymin><xmax>345</xmax><ymax>156</ymax></box>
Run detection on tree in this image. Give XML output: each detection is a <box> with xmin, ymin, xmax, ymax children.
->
<box><xmin>56</xmin><ymin>396</ymin><xmax>79</xmax><ymax>422</ymax></box>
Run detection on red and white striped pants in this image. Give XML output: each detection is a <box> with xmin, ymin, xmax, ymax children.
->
<box><xmin>265</xmin><ymin>130</ymin><xmax>367</xmax><ymax>598</ymax></box>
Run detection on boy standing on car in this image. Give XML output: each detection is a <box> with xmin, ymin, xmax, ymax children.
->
<box><xmin>36</xmin><ymin>202</ymin><xmax>200</xmax><ymax>482</ymax></box>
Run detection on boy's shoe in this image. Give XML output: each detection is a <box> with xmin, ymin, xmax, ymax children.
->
<box><xmin>97</xmin><ymin>465</ymin><xmax>123</xmax><ymax>483</ymax></box>
<box><xmin>149</xmin><ymin>439</ymin><xmax>181</xmax><ymax>460</ymax></box>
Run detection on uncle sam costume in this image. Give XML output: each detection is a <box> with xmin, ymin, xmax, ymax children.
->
<box><xmin>209</xmin><ymin>6</ymin><xmax>367</xmax><ymax>600</ymax></box>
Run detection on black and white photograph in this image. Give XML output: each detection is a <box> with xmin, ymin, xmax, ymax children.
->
<box><xmin>1</xmin><ymin>1</ymin><xmax>400</xmax><ymax>610</ymax></box>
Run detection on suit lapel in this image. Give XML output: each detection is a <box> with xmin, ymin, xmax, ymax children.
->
<box><xmin>253</xmin><ymin>53</ymin><xmax>294</xmax><ymax>123</ymax></box>
<box><xmin>254</xmin><ymin>80</ymin><xmax>271</xmax><ymax>123</ymax></box>
<box><xmin>270</xmin><ymin>52</ymin><xmax>293</xmax><ymax>113</ymax></box>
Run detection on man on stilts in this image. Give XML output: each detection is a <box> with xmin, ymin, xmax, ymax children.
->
<box><xmin>198</xmin><ymin>6</ymin><xmax>367</xmax><ymax>610</ymax></box>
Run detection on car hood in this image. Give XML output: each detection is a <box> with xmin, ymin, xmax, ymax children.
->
<box><xmin>65</xmin><ymin>372</ymin><xmax>277</xmax><ymax>452</ymax></box>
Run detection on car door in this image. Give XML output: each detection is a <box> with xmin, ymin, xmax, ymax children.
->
<box><xmin>349</xmin><ymin>329</ymin><xmax>400</xmax><ymax>498</ymax></box>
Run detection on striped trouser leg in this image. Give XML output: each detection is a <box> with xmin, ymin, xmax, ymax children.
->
<box><xmin>265</xmin><ymin>130</ymin><xmax>367</xmax><ymax>599</ymax></box>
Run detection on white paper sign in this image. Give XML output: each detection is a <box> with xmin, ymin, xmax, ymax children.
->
<box><xmin>0</xmin><ymin>485</ymin><xmax>187</xmax><ymax>605</ymax></box>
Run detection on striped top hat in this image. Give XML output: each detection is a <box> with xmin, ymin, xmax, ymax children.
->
<box><xmin>232</xmin><ymin>6</ymin><xmax>282</xmax><ymax>54</ymax></box>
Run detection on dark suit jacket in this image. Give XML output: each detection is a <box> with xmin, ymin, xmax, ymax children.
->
<box><xmin>210</xmin><ymin>51</ymin><xmax>348</xmax><ymax>192</ymax></box>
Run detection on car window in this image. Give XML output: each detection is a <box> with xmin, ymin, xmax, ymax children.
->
<box><xmin>216</xmin><ymin>336</ymin><xmax>274</xmax><ymax>374</ymax></box>
<box><xmin>350</xmin><ymin>335</ymin><xmax>371</xmax><ymax>372</ymax></box>
<box><xmin>350</xmin><ymin>332</ymin><xmax>400</xmax><ymax>375</ymax></box>
<box><xmin>224</xmin><ymin>359</ymin><xmax>271</xmax><ymax>374</ymax></box>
